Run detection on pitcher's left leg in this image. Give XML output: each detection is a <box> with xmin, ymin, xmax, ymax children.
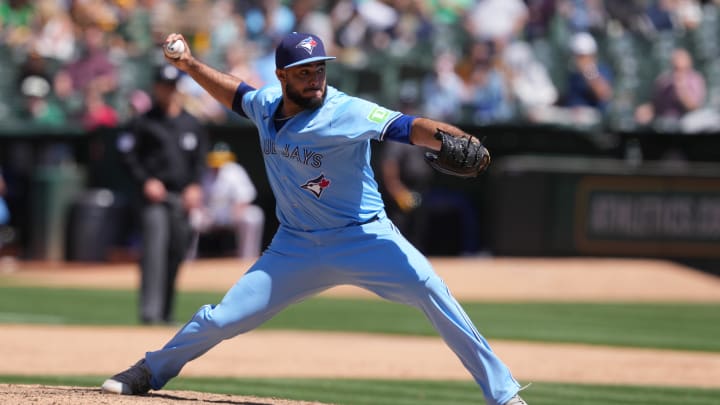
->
<box><xmin>349</xmin><ymin>219</ymin><xmax>520</xmax><ymax>405</ymax></box>
<box><xmin>416</xmin><ymin>270</ymin><xmax>520</xmax><ymax>405</ymax></box>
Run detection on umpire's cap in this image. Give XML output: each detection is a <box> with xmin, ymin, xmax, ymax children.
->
<box><xmin>154</xmin><ymin>64</ymin><xmax>182</xmax><ymax>84</ymax></box>
<box><xmin>275</xmin><ymin>32</ymin><xmax>336</xmax><ymax>69</ymax></box>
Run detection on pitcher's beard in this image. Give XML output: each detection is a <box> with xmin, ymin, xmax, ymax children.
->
<box><xmin>286</xmin><ymin>83</ymin><xmax>326</xmax><ymax>110</ymax></box>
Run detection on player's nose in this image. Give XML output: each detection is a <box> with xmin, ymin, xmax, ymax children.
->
<box><xmin>308</xmin><ymin>70</ymin><xmax>324</xmax><ymax>85</ymax></box>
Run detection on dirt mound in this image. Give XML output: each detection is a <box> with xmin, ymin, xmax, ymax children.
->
<box><xmin>0</xmin><ymin>384</ymin><xmax>330</xmax><ymax>405</ymax></box>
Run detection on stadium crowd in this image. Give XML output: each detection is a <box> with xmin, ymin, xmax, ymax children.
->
<box><xmin>2</xmin><ymin>0</ymin><xmax>720</xmax><ymax>133</ymax></box>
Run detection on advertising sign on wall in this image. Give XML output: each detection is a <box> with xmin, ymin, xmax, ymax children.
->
<box><xmin>575</xmin><ymin>176</ymin><xmax>720</xmax><ymax>257</ymax></box>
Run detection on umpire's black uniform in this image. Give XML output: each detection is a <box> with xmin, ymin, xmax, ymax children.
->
<box><xmin>119</xmin><ymin>65</ymin><xmax>208</xmax><ymax>324</ymax></box>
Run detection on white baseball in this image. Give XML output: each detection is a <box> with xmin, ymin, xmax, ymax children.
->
<box><xmin>165</xmin><ymin>40</ymin><xmax>185</xmax><ymax>58</ymax></box>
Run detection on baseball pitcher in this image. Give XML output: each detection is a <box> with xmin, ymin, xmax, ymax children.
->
<box><xmin>102</xmin><ymin>32</ymin><xmax>527</xmax><ymax>405</ymax></box>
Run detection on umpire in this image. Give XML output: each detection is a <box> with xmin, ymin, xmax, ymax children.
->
<box><xmin>118</xmin><ymin>64</ymin><xmax>209</xmax><ymax>324</ymax></box>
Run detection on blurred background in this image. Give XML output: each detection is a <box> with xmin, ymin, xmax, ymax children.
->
<box><xmin>1</xmin><ymin>0</ymin><xmax>720</xmax><ymax>275</ymax></box>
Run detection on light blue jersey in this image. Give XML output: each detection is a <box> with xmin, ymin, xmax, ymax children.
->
<box><xmin>241</xmin><ymin>85</ymin><xmax>400</xmax><ymax>231</ymax></box>
<box><xmin>142</xmin><ymin>83</ymin><xmax>521</xmax><ymax>405</ymax></box>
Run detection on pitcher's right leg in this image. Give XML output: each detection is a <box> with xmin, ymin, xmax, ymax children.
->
<box><xmin>110</xmin><ymin>234</ymin><xmax>337</xmax><ymax>393</ymax></box>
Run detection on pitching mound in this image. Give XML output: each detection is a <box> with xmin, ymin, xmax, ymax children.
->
<box><xmin>0</xmin><ymin>384</ymin><xmax>329</xmax><ymax>405</ymax></box>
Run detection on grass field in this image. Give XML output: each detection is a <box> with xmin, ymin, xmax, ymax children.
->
<box><xmin>1</xmin><ymin>286</ymin><xmax>719</xmax><ymax>351</ymax></box>
<box><xmin>1</xmin><ymin>283</ymin><xmax>720</xmax><ymax>404</ymax></box>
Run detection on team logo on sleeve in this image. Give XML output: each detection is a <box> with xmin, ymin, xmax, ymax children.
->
<box><xmin>367</xmin><ymin>106</ymin><xmax>390</xmax><ymax>123</ymax></box>
<box><xmin>296</xmin><ymin>37</ymin><xmax>318</xmax><ymax>55</ymax></box>
<box><xmin>301</xmin><ymin>174</ymin><xmax>331</xmax><ymax>198</ymax></box>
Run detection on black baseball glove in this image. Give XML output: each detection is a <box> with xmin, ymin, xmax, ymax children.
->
<box><xmin>424</xmin><ymin>129</ymin><xmax>491</xmax><ymax>178</ymax></box>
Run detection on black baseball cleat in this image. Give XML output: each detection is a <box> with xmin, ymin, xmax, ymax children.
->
<box><xmin>101</xmin><ymin>359</ymin><xmax>152</xmax><ymax>395</ymax></box>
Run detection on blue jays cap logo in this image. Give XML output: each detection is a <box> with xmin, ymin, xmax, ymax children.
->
<box><xmin>296</xmin><ymin>36</ymin><xmax>318</xmax><ymax>55</ymax></box>
<box><xmin>301</xmin><ymin>174</ymin><xmax>331</xmax><ymax>198</ymax></box>
<box><xmin>276</xmin><ymin>32</ymin><xmax>336</xmax><ymax>69</ymax></box>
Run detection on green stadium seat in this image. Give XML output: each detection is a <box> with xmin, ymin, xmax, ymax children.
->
<box><xmin>690</xmin><ymin>4</ymin><xmax>720</xmax><ymax>64</ymax></box>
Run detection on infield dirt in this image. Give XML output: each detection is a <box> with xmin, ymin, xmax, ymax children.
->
<box><xmin>2</xmin><ymin>257</ymin><xmax>720</xmax><ymax>404</ymax></box>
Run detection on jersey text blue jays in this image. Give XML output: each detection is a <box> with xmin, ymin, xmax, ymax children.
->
<box><xmin>263</xmin><ymin>139</ymin><xmax>323</xmax><ymax>168</ymax></box>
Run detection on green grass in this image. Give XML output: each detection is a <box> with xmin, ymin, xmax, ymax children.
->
<box><xmin>1</xmin><ymin>375</ymin><xmax>719</xmax><ymax>405</ymax></box>
<box><xmin>1</xmin><ymin>286</ymin><xmax>719</xmax><ymax>351</ymax></box>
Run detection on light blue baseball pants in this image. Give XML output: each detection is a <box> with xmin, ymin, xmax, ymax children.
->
<box><xmin>144</xmin><ymin>216</ymin><xmax>520</xmax><ymax>405</ymax></box>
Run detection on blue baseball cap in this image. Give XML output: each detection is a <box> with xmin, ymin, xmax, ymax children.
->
<box><xmin>275</xmin><ymin>32</ymin><xmax>336</xmax><ymax>69</ymax></box>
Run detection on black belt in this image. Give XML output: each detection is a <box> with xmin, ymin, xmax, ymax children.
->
<box><xmin>354</xmin><ymin>214</ymin><xmax>380</xmax><ymax>226</ymax></box>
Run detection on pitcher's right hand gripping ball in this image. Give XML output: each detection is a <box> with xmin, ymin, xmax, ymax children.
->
<box><xmin>424</xmin><ymin>129</ymin><xmax>491</xmax><ymax>178</ymax></box>
<box><xmin>164</xmin><ymin>39</ymin><xmax>185</xmax><ymax>59</ymax></box>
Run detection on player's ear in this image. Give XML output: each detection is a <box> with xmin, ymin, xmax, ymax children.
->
<box><xmin>275</xmin><ymin>69</ymin><xmax>285</xmax><ymax>83</ymax></box>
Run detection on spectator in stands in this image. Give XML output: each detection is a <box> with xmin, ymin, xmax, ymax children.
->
<box><xmin>425</xmin><ymin>0</ymin><xmax>474</xmax><ymax>26</ymax></box>
<box><xmin>466</xmin><ymin>67</ymin><xmax>514</xmax><ymax>124</ymax></box>
<box><xmin>420</xmin><ymin>48</ymin><xmax>465</xmax><ymax>123</ymax></box>
<box><xmin>53</xmin><ymin>24</ymin><xmax>118</xmax><ymax>120</ymax></box>
<box><xmin>328</xmin><ymin>0</ymin><xmax>368</xmax><ymax>63</ymax></box>
<box><xmin>244</xmin><ymin>0</ymin><xmax>294</xmax><ymax>47</ymax></box>
<box><xmin>386</xmin><ymin>0</ymin><xmax>435</xmax><ymax>52</ymax></box>
<box><xmin>557</xmin><ymin>0</ymin><xmax>607</xmax><ymax>35</ymax></box>
<box><xmin>524</xmin><ymin>0</ymin><xmax>558</xmax><ymax>40</ymax></box>
<box><xmin>146</xmin><ymin>0</ymin><xmax>182</xmax><ymax>45</ymax></box>
<box><xmin>181</xmin><ymin>0</ymin><xmax>214</xmax><ymax>47</ymax></box>
<box><xmin>32</xmin><ymin>1</ymin><xmax>77</xmax><ymax>62</ymax></box>
<box><xmin>178</xmin><ymin>41</ymin><xmax>264</xmax><ymax>125</ymax></box>
<box><xmin>457</xmin><ymin>40</ymin><xmax>514</xmax><ymax>124</ymax></box>
<box><xmin>290</xmin><ymin>0</ymin><xmax>335</xmax><ymax>53</ymax></box>
<box><xmin>16</xmin><ymin>48</ymin><xmax>67</xmax><ymax>126</ymax></box>
<box><xmin>191</xmin><ymin>142</ymin><xmax>265</xmax><ymax>259</ymax></box>
<box><xmin>225</xmin><ymin>44</ymin><xmax>264</xmax><ymax>88</ymax></box>
<box><xmin>68</xmin><ymin>0</ymin><xmax>119</xmax><ymax>32</ymax></box>
<box><xmin>645</xmin><ymin>0</ymin><xmax>678</xmax><ymax>33</ymax></box>
<box><xmin>502</xmin><ymin>40</ymin><xmax>558</xmax><ymax>122</ymax></box>
<box><xmin>604</xmin><ymin>0</ymin><xmax>653</xmax><ymax>37</ymax></box>
<box><xmin>81</xmin><ymin>82</ymin><xmax>119</xmax><ymax>131</ymax></box>
<box><xmin>204</xmin><ymin>0</ymin><xmax>246</xmax><ymax>66</ymax></box>
<box><xmin>464</xmin><ymin>0</ymin><xmax>528</xmax><ymax>56</ymax></box>
<box><xmin>19</xmin><ymin>72</ymin><xmax>66</xmax><ymax>126</ymax></box>
<box><xmin>8</xmin><ymin>0</ymin><xmax>720</xmax><ymax>132</ymax></box>
<box><xmin>0</xmin><ymin>0</ymin><xmax>34</xmax><ymax>48</ymax></box>
<box><xmin>672</xmin><ymin>0</ymin><xmax>703</xmax><ymax>32</ymax></box>
<box><xmin>113</xmin><ymin>0</ymin><xmax>154</xmax><ymax>57</ymax></box>
<box><xmin>338</xmin><ymin>0</ymin><xmax>402</xmax><ymax>53</ymax></box>
<box><xmin>177</xmin><ymin>70</ymin><xmax>229</xmax><ymax>124</ymax></box>
<box><xmin>559</xmin><ymin>31</ymin><xmax>613</xmax><ymax>126</ymax></box>
<box><xmin>330</xmin><ymin>0</ymin><xmax>431</xmax><ymax>60</ymax></box>
<box><xmin>635</xmin><ymin>47</ymin><xmax>719</xmax><ymax>132</ymax></box>
<box><xmin>609</xmin><ymin>0</ymin><xmax>701</xmax><ymax>38</ymax></box>
<box><xmin>424</xmin><ymin>0</ymin><xmax>473</xmax><ymax>26</ymax></box>
<box><xmin>17</xmin><ymin>47</ymin><xmax>52</xmax><ymax>87</ymax></box>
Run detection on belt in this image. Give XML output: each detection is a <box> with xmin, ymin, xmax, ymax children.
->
<box><xmin>354</xmin><ymin>214</ymin><xmax>380</xmax><ymax>226</ymax></box>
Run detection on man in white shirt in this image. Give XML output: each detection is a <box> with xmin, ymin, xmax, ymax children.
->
<box><xmin>192</xmin><ymin>142</ymin><xmax>265</xmax><ymax>258</ymax></box>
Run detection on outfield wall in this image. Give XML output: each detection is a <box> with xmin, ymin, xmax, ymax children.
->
<box><xmin>2</xmin><ymin>124</ymin><xmax>720</xmax><ymax>263</ymax></box>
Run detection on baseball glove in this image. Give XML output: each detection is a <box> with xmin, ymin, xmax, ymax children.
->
<box><xmin>424</xmin><ymin>129</ymin><xmax>491</xmax><ymax>178</ymax></box>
